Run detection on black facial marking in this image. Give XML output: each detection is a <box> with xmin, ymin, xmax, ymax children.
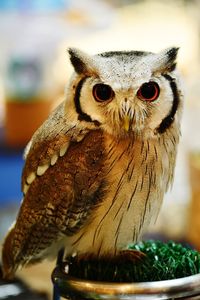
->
<box><xmin>157</xmin><ymin>74</ymin><xmax>180</xmax><ymax>134</ymax></box>
<box><xmin>74</xmin><ymin>77</ymin><xmax>101</xmax><ymax>126</ymax></box>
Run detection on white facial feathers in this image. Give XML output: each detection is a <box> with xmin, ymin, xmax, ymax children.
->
<box><xmin>67</xmin><ymin>47</ymin><xmax>182</xmax><ymax>137</ymax></box>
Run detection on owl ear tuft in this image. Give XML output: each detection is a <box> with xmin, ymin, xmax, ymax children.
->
<box><xmin>155</xmin><ymin>47</ymin><xmax>179</xmax><ymax>72</ymax></box>
<box><xmin>68</xmin><ymin>48</ymin><xmax>96</xmax><ymax>75</ymax></box>
<box><xmin>166</xmin><ymin>47</ymin><xmax>179</xmax><ymax>62</ymax></box>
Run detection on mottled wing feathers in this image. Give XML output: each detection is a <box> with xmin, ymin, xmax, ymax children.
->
<box><xmin>22</xmin><ymin>133</ymin><xmax>69</xmax><ymax>194</ymax></box>
<box><xmin>22</xmin><ymin>102</ymin><xmax>69</xmax><ymax>190</ymax></box>
<box><xmin>2</xmin><ymin>126</ymin><xmax>106</xmax><ymax>278</ymax></box>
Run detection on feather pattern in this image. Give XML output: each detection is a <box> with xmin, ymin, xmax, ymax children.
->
<box><xmin>69</xmin><ymin>125</ymin><xmax>179</xmax><ymax>256</ymax></box>
<box><xmin>2</xmin><ymin>47</ymin><xmax>183</xmax><ymax>279</ymax></box>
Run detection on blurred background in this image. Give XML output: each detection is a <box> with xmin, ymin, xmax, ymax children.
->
<box><xmin>0</xmin><ymin>0</ymin><xmax>200</xmax><ymax>298</ymax></box>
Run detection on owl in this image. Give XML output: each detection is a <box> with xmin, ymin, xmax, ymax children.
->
<box><xmin>2</xmin><ymin>47</ymin><xmax>183</xmax><ymax>279</ymax></box>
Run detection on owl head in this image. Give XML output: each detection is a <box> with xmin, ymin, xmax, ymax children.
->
<box><xmin>66</xmin><ymin>47</ymin><xmax>183</xmax><ymax>139</ymax></box>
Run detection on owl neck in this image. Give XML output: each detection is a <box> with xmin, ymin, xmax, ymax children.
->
<box><xmin>103</xmin><ymin>124</ymin><xmax>180</xmax><ymax>187</ymax></box>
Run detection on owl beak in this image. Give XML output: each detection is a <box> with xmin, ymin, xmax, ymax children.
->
<box><xmin>123</xmin><ymin>115</ymin><xmax>131</xmax><ymax>132</ymax></box>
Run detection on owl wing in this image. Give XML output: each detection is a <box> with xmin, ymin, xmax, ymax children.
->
<box><xmin>2</xmin><ymin>101</ymin><xmax>105</xmax><ymax>279</ymax></box>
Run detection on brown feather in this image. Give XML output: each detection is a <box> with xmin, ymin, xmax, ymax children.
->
<box><xmin>2</xmin><ymin>130</ymin><xmax>106</xmax><ymax>278</ymax></box>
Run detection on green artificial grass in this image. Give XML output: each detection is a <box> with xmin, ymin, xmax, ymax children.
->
<box><xmin>64</xmin><ymin>240</ymin><xmax>200</xmax><ymax>282</ymax></box>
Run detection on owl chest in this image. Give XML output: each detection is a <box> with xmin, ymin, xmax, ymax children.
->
<box><xmin>68</xmin><ymin>140</ymin><xmax>165</xmax><ymax>256</ymax></box>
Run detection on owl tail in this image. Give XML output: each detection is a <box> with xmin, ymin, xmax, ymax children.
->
<box><xmin>1</xmin><ymin>226</ymin><xmax>18</xmax><ymax>280</ymax></box>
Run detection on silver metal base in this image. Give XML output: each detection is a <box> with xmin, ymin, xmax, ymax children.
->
<box><xmin>52</xmin><ymin>267</ymin><xmax>200</xmax><ymax>300</ymax></box>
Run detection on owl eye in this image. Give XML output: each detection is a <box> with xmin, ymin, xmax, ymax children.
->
<box><xmin>93</xmin><ymin>84</ymin><xmax>114</xmax><ymax>102</ymax></box>
<box><xmin>137</xmin><ymin>82</ymin><xmax>160</xmax><ymax>102</ymax></box>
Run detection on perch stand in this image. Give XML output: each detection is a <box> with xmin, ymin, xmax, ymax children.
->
<box><xmin>52</xmin><ymin>242</ymin><xmax>200</xmax><ymax>300</ymax></box>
